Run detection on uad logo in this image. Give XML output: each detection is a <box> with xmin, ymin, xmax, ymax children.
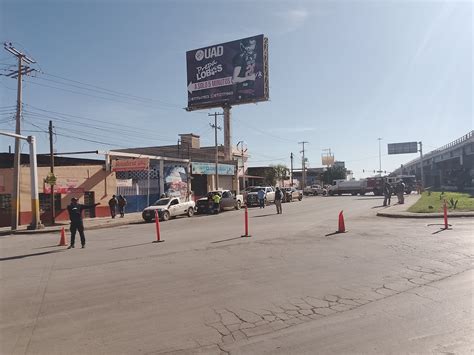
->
<box><xmin>195</xmin><ymin>46</ymin><xmax>224</xmax><ymax>61</ymax></box>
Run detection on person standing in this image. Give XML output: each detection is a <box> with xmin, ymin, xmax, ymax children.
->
<box><xmin>257</xmin><ymin>188</ymin><xmax>266</xmax><ymax>209</ymax></box>
<box><xmin>108</xmin><ymin>195</ymin><xmax>118</xmax><ymax>218</ymax></box>
<box><xmin>275</xmin><ymin>187</ymin><xmax>283</xmax><ymax>214</ymax></box>
<box><xmin>67</xmin><ymin>197</ymin><xmax>100</xmax><ymax>249</ymax></box>
<box><xmin>117</xmin><ymin>195</ymin><xmax>127</xmax><ymax>218</ymax></box>
<box><xmin>212</xmin><ymin>192</ymin><xmax>221</xmax><ymax>214</ymax></box>
<box><xmin>383</xmin><ymin>182</ymin><xmax>392</xmax><ymax>207</ymax></box>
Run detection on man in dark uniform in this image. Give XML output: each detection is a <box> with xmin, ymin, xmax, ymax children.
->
<box><xmin>232</xmin><ymin>37</ymin><xmax>259</xmax><ymax>101</ymax></box>
<box><xmin>67</xmin><ymin>197</ymin><xmax>100</xmax><ymax>249</ymax></box>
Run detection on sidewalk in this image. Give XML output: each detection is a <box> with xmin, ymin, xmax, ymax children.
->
<box><xmin>0</xmin><ymin>212</ymin><xmax>145</xmax><ymax>236</ymax></box>
<box><xmin>376</xmin><ymin>194</ymin><xmax>474</xmax><ymax>218</ymax></box>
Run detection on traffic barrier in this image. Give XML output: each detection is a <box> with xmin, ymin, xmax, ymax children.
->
<box><xmin>241</xmin><ymin>206</ymin><xmax>251</xmax><ymax>237</ymax></box>
<box><xmin>58</xmin><ymin>227</ymin><xmax>67</xmax><ymax>246</ymax></box>
<box><xmin>443</xmin><ymin>200</ymin><xmax>449</xmax><ymax>229</ymax></box>
<box><xmin>337</xmin><ymin>210</ymin><xmax>346</xmax><ymax>233</ymax></box>
<box><xmin>153</xmin><ymin>210</ymin><xmax>164</xmax><ymax>243</ymax></box>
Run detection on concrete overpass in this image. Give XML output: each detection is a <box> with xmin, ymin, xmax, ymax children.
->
<box><xmin>393</xmin><ymin>131</ymin><xmax>473</xmax><ymax>190</ymax></box>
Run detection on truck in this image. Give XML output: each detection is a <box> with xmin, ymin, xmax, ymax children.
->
<box><xmin>366</xmin><ymin>176</ymin><xmax>385</xmax><ymax>196</ymax></box>
<box><xmin>245</xmin><ymin>186</ymin><xmax>276</xmax><ymax>207</ymax></box>
<box><xmin>195</xmin><ymin>190</ymin><xmax>244</xmax><ymax>214</ymax></box>
<box><xmin>386</xmin><ymin>175</ymin><xmax>417</xmax><ymax>194</ymax></box>
<box><xmin>328</xmin><ymin>179</ymin><xmax>368</xmax><ymax>196</ymax></box>
<box><xmin>142</xmin><ymin>197</ymin><xmax>195</xmax><ymax>222</ymax></box>
<box><xmin>303</xmin><ymin>185</ymin><xmax>327</xmax><ymax>196</ymax></box>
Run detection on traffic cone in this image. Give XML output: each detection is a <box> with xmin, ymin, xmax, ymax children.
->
<box><xmin>443</xmin><ymin>200</ymin><xmax>449</xmax><ymax>230</ymax></box>
<box><xmin>337</xmin><ymin>211</ymin><xmax>346</xmax><ymax>233</ymax></box>
<box><xmin>58</xmin><ymin>227</ymin><xmax>67</xmax><ymax>246</ymax></box>
<box><xmin>153</xmin><ymin>210</ymin><xmax>164</xmax><ymax>243</ymax></box>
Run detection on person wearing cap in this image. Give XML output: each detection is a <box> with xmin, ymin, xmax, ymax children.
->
<box><xmin>67</xmin><ymin>197</ymin><xmax>100</xmax><ymax>249</ymax></box>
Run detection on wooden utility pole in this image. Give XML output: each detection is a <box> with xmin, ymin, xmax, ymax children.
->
<box><xmin>209</xmin><ymin>112</ymin><xmax>223</xmax><ymax>190</ymax></box>
<box><xmin>3</xmin><ymin>42</ymin><xmax>36</xmax><ymax>230</ymax></box>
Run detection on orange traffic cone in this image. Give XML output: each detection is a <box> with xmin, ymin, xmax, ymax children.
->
<box><xmin>337</xmin><ymin>210</ymin><xmax>346</xmax><ymax>233</ymax></box>
<box><xmin>153</xmin><ymin>210</ymin><xmax>164</xmax><ymax>243</ymax></box>
<box><xmin>58</xmin><ymin>227</ymin><xmax>67</xmax><ymax>246</ymax></box>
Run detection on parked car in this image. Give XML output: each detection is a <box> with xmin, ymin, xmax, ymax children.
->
<box><xmin>303</xmin><ymin>185</ymin><xmax>327</xmax><ymax>196</ymax></box>
<box><xmin>282</xmin><ymin>187</ymin><xmax>303</xmax><ymax>202</ymax></box>
<box><xmin>196</xmin><ymin>190</ymin><xmax>244</xmax><ymax>214</ymax></box>
<box><xmin>246</xmin><ymin>186</ymin><xmax>276</xmax><ymax>207</ymax></box>
<box><xmin>142</xmin><ymin>197</ymin><xmax>195</xmax><ymax>222</ymax></box>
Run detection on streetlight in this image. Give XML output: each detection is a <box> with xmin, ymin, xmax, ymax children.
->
<box><xmin>377</xmin><ymin>138</ymin><xmax>382</xmax><ymax>175</ymax></box>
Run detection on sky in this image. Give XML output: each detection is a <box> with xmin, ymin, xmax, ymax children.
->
<box><xmin>0</xmin><ymin>0</ymin><xmax>472</xmax><ymax>178</ymax></box>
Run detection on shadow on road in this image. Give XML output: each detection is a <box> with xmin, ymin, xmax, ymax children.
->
<box><xmin>252</xmin><ymin>214</ymin><xmax>277</xmax><ymax>218</ymax></box>
<box><xmin>0</xmin><ymin>249</ymin><xmax>64</xmax><ymax>262</ymax></box>
<box><xmin>33</xmin><ymin>244</ymin><xmax>63</xmax><ymax>249</ymax></box>
<box><xmin>211</xmin><ymin>236</ymin><xmax>245</xmax><ymax>244</ymax></box>
<box><xmin>371</xmin><ymin>205</ymin><xmax>388</xmax><ymax>209</ymax></box>
<box><xmin>325</xmin><ymin>231</ymin><xmax>345</xmax><ymax>237</ymax></box>
<box><xmin>110</xmin><ymin>242</ymin><xmax>154</xmax><ymax>250</ymax></box>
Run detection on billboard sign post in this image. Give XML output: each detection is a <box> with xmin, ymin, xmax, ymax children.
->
<box><xmin>387</xmin><ymin>142</ymin><xmax>418</xmax><ymax>155</ymax></box>
<box><xmin>186</xmin><ymin>34</ymin><xmax>269</xmax><ymax>111</ymax></box>
<box><xmin>387</xmin><ymin>141</ymin><xmax>424</xmax><ymax>188</ymax></box>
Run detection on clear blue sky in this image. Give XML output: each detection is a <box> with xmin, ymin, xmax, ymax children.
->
<box><xmin>1</xmin><ymin>0</ymin><xmax>472</xmax><ymax>178</ymax></box>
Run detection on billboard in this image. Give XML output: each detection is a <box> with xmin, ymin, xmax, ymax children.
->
<box><xmin>186</xmin><ymin>34</ymin><xmax>269</xmax><ymax>110</ymax></box>
<box><xmin>388</xmin><ymin>142</ymin><xmax>418</xmax><ymax>155</ymax></box>
<box><xmin>321</xmin><ymin>155</ymin><xmax>335</xmax><ymax>166</ymax></box>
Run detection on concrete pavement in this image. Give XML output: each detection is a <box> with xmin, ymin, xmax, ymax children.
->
<box><xmin>1</xmin><ymin>195</ymin><xmax>472</xmax><ymax>354</ymax></box>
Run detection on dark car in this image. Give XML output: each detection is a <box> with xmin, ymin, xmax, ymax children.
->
<box><xmin>282</xmin><ymin>187</ymin><xmax>303</xmax><ymax>202</ymax></box>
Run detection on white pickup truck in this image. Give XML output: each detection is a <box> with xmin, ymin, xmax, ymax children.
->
<box><xmin>142</xmin><ymin>197</ymin><xmax>195</xmax><ymax>222</ymax></box>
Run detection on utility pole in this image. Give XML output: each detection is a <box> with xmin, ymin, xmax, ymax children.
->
<box><xmin>236</xmin><ymin>141</ymin><xmax>247</xmax><ymax>193</ymax></box>
<box><xmin>48</xmin><ymin>121</ymin><xmax>55</xmax><ymax>225</ymax></box>
<box><xmin>419</xmin><ymin>141</ymin><xmax>425</xmax><ymax>189</ymax></box>
<box><xmin>223</xmin><ymin>103</ymin><xmax>232</xmax><ymax>160</ymax></box>
<box><xmin>209</xmin><ymin>112</ymin><xmax>223</xmax><ymax>190</ymax></box>
<box><xmin>3</xmin><ymin>42</ymin><xmax>36</xmax><ymax>230</ymax></box>
<box><xmin>290</xmin><ymin>152</ymin><xmax>294</xmax><ymax>187</ymax></box>
<box><xmin>377</xmin><ymin>138</ymin><xmax>382</xmax><ymax>174</ymax></box>
<box><xmin>299</xmin><ymin>141</ymin><xmax>308</xmax><ymax>189</ymax></box>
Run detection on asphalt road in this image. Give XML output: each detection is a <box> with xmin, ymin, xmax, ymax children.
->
<box><xmin>1</xmin><ymin>195</ymin><xmax>472</xmax><ymax>354</ymax></box>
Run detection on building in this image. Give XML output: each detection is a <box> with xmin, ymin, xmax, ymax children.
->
<box><xmin>115</xmin><ymin>133</ymin><xmax>249</xmax><ymax>198</ymax></box>
<box><xmin>0</xmin><ymin>153</ymin><xmax>115</xmax><ymax>227</ymax></box>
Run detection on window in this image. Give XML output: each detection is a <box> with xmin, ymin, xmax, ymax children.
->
<box><xmin>170</xmin><ymin>199</ymin><xmax>179</xmax><ymax>206</ymax></box>
<box><xmin>222</xmin><ymin>191</ymin><xmax>230</xmax><ymax>198</ymax></box>
<box><xmin>39</xmin><ymin>193</ymin><xmax>61</xmax><ymax>212</ymax></box>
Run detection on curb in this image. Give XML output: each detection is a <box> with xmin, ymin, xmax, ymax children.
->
<box><xmin>377</xmin><ymin>211</ymin><xmax>474</xmax><ymax>218</ymax></box>
<box><xmin>0</xmin><ymin>218</ymin><xmax>145</xmax><ymax>236</ymax></box>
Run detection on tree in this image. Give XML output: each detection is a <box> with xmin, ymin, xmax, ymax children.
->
<box><xmin>265</xmin><ymin>164</ymin><xmax>289</xmax><ymax>186</ymax></box>
<box><xmin>322</xmin><ymin>166</ymin><xmax>347</xmax><ymax>185</ymax></box>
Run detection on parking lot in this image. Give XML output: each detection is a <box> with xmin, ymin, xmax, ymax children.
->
<box><xmin>1</xmin><ymin>195</ymin><xmax>472</xmax><ymax>354</ymax></box>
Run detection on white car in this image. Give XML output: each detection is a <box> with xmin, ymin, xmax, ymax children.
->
<box><xmin>142</xmin><ymin>197</ymin><xmax>195</xmax><ymax>222</ymax></box>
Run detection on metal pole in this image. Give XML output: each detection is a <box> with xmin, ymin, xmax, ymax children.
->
<box><xmin>11</xmin><ymin>55</ymin><xmax>23</xmax><ymax>230</ymax></box>
<box><xmin>27</xmin><ymin>135</ymin><xmax>43</xmax><ymax>229</ymax></box>
<box><xmin>419</xmin><ymin>141</ymin><xmax>425</xmax><ymax>189</ymax></box>
<box><xmin>377</xmin><ymin>138</ymin><xmax>382</xmax><ymax>174</ymax></box>
<box><xmin>147</xmin><ymin>164</ymin><xmax>150</xmax><ymax>207</ymax></box>
<box><xmin>49</xmin><ymin>120</ymin><xmax>55</xmax><ymax>225</ymax></box>
<box><xmin>223</xmin><ymin>104</ymin><xmax>232</xmax><ymax>160</ymax></box>
<box><xmin>290</xmin><ymin>153</ymin><xmax>294</xmax><ymax>187</ymax></box>
<box><xmin>214</xmin><ymin>113</ymin><xmax>219</xmax><ymax>189</ymax></box>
